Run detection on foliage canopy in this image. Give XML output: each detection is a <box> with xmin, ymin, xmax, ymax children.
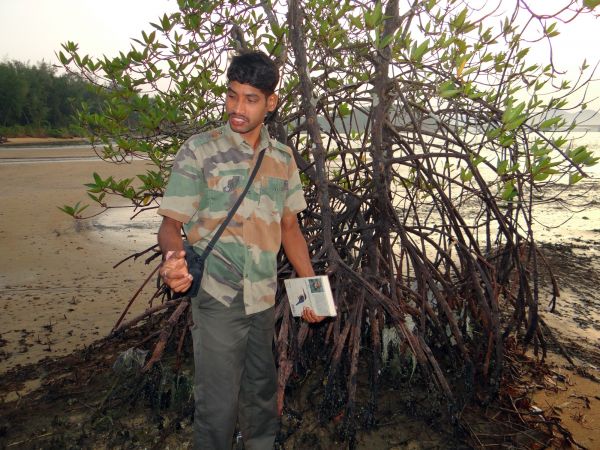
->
<box><xmin>0</xmin><ymin>60</ymin><xmax>102</xmax><ymax>137</ymax></box>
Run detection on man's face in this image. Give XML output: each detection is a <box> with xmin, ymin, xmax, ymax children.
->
<box><xmin>225</xmin><ymin>81</ymin><xmax>277</xmax><ymax>142</ymax></box>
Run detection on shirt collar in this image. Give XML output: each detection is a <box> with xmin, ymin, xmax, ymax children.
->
<box><xmin>223</xmin><ymin>122</ymin><xmax>272</xmax><ymax>155</ymax></box>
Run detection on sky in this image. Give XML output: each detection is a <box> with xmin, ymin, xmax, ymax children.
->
<box><xmin>0</xmin><ymin>0</ymin><xmax>598</xmax><ymax>111</ymax></box>
<box><xmin>0</xmin><ymin>0</ymin><xmax>178</xmax><ymax>65</ymax></box>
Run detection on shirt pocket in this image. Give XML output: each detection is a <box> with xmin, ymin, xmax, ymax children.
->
<box><xmin>260</xmin><ymin>176</ymin><xmax>287</xmax><ymax>218</ymax></box>
<box><xmin>205</xmin><ymin>174</ymin><xmax>244</xmax><ymax>213</ymax></box>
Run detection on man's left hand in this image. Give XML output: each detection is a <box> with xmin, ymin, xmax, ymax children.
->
<box><xmin>302</xmin><ymin>307</ymin><xmax>325</xmax><ymax>323</ymax></box>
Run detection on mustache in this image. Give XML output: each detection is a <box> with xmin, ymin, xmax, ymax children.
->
<box><xmin>229</xmin><ymin>113</ymin><xmax>248</xmax><ymax>121</ymax></box>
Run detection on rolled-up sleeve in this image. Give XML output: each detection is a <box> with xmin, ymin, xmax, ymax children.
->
<box><xmin>283</xmin><ymin>154</ymin><xmax>307</xmax><ymax>216</ymax></box>
<box><xmin>157</xmin><ymin>142</ymin><xmax>204</xmax><ymax>224</ymax></box>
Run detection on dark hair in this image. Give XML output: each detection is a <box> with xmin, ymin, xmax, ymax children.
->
<box><xmin>226</xmin><ymin>50</ymin><xmax>279</xmax><ymax>96</ymax></box>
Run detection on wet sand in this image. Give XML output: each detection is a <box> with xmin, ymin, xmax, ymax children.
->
<box><xmin>0</xmin><ymin>142</ymin><xmax>159</xmax><ymax>372</ymax></box>
<box><xmin>0</xmin><ymin>139</ymin><xmax>598</xmax><ymax>447</ymax></box>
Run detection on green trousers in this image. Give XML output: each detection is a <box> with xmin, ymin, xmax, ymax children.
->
<box><xmin>190</xmin><ymin>289</ymin><xmax>278</xmax><ymax>450</ymax></box>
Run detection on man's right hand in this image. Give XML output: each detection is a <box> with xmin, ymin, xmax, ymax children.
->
<box><xmin>161</xmin><ymin>250</ymin><xmax>193</xmax><ymax>293</ymax></box>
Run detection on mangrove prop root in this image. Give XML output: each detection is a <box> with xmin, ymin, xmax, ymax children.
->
<box><xmin>111</xmin><ymin>299</ymin><xmax>182</xmax><ymax>336</ymax></box>
<box><xmin>101</xmin><ymin>2</ymin><xmax>591</xmax><ymax>444</ymax></box>
<box><xmin>142</xmin><ymin>298</ymin><xmax>189</xmax><ymax>372</ymax></box>
<box><xmin>111</xmin><ymin>262</ymin><xmax>161</xmax><ymax>333</ymax></box>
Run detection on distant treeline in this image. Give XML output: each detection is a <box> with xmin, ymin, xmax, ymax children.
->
<box><xmin>0</xmin><ymin>60</ymin><xmax>103</xmax><ymax>138</ymax></box>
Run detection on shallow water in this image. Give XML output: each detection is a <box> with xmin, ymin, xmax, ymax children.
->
<box><xmin>88</xmin><ymin>131</ymin><xmax>600</xmax><ymax>245</ymax></box>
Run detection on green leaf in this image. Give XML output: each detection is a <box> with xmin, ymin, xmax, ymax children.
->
<box><xmin>460</xmin><ymin>168</ymin><xmax>473</xmax><ymax>182</ymax></box>
<box><xmin>486</xmin><ymin>127</ymin><xmax>502</xmax><ymax>140</ymax></box>
<box><xmin>58</xmin><ymin>205</ymin><xmax>75</xmax><ymax>216</ymax></box>
<box><xmin>300</xmin><ymin>172</ymin><xmax>310</xmax><ymax>187</ymax></box>
<box><xmin>470</xmin><ymin>155</ymin><xmax>485</xmax><ymax>167</ymax></box>
<box><xmin>501</xmin><ymin>181</ymin><xmax>517</xmax><ymax>201</ymax></box>
<box><xmin>539</xmin><ymin>117</ymin><xmax>562</xmax><ymax>130</ymax></box>
<box><xmin>58</xmin><ymin>201</ymin><xmax>89</xmax><ymax>218</ymax></box>
<box><xmin>339</xmin><ymin>103</ymin><xmax>351</xmax><ymax>117</ymax></box>
<box><xmin>481</xmin><ymin>53</ymin><xmax>493</xmax><ymax>63</ymax></box>
<box><xmin>584</xmin><ymin>0</ymin><xmax>600</xmax><ymax>9</ymax></box>
<box><xmin>505</xmin><ymin>116</ymin><xmax>526</xmax><ymax>131</ymax></box>
<box><xmin>497</xmin><ymin>159</ymin><xmax>509</xmax><ymax>175</ymax></box>
<box><xmin>552</xmin><ymin>136</ymin><xmax>567</xmax><ymax>148</ymax></box>
<box><xmin>438</xmin><ymin>80</ymin><xmax>460</xmax><ymax>98</ymax></box>
<box><xmin>161</xmin><ymin>13</ymin><xmax>171</xmax><ymax>31</ymax></box>
<box><xmin>451</xmin><ymin>8</ymin><xmax>468</xmax><ymax>31</ymax></box>
<box><xmin>378</xmin><ymin>33</ymin><xmax>395</xmax><ymax>49</ymax></box>
<box><xmin>570</xmin><ymin>147</ymin><xmax>590</xmax><ymax>165</ymax></box>
<box><xmin>326</xmin><ymin>78</ymin><xmax>341</xmax><ymax>89</ymax></box>
<box><xmin>569</xmin><ymin>173</ymin><xmax>584</xmax><ymax>184</ymax></box>
<box><xmin>349</xmin><ymin>15</ymin><xmax>362</xmax><ymax>28</ymax></box>
<box><xmin>516</xmin><ymin>48</ymin><xmax>530</xmax><ymax>59</ymax></box>
<box><xmin>410</xmin><ymin>39</ymin><xmax>430</xmax><ymax>62</ymax></box>
<box><xmin>532</xmin><ymin>144</ymin><xmax>550</xmax><ymax>157</ymax></box>
<box><xmin>58</xmin><ymin>51</ymin><xmax>69</xmax><ymax>65</ymax></box>
<box><xmin>364</xmin><ymin>1</ymin><xmax>383</xmax><ymax>29</ymax></box>
<box><xmin>499</xmin><ymin>133</ymin><xmax>515</xmax><ymax>148</ymax></box>
<box><xmin>534</xmin><ymin>80</ymin><xmax>547</xmax><ymax>92</ymax></box>
<box><xmin>587</xmin><ymin>156</ymin><xmax>600</xmax><ymax>167</ymax></box>
<box><xmin>545</xmin><ymin>22</ymin><xmax>557</xmax><ymax>35</ymax></box>
<box><xmin>502</xmin><ymin>101</ymin><xmax>525</xmax><ymax>125</ymax></box>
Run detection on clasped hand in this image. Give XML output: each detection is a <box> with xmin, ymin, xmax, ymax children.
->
<box><xmin>160</xmin><ymin>250</ymin><xmax>193</xmax><ymax>293</ymax></box>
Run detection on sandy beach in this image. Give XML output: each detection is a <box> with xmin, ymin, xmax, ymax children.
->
<box><xmin>0</xmin><ymin>138</ymin><xmax>599</xmax><ymax>448</ymax></box>
<box><xmin>0</xmin><ymin>141</ymin><xmax>160</xmax><ymax>373</ymax></box>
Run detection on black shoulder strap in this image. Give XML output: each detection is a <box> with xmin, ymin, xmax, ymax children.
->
<box><xmin>198</xmin><ymin>148</ymin><xmax>266</xmax><ymax>259</ymax></box>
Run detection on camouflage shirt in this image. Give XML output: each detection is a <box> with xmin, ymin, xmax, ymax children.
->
<box><xmin>158</xmin><ymin>123</ymin><xmax>307</xmax><ymax>314</ymax></box>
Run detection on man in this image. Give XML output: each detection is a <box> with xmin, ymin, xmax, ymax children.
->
<box><xmin>157</xmin><ymin>51</ymin><xmax>321</xmax><ymax>450</ymax></box>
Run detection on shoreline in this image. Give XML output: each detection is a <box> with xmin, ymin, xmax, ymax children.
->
<box><xmin>0</xmin><ymin>137</ymin><xmax>90</xmax><ymax>147</ymax></box>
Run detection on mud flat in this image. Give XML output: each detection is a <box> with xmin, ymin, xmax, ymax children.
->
<box><xmin>0</xmin><ymin>141</ymin><xmax>598</xmax><ymax>448</ymax></box>
<box><xmin>0</xmin><ymin>144</ymin><xmax>159</xmax><ymax>373</ymax></box>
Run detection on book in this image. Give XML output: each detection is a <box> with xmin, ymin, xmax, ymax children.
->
<box><xmin>283</xmin><ymin>275</ymin><xmax>336</xmax><ymax>317</ymax></box>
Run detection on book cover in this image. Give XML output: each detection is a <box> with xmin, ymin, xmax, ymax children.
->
<box><xmin>283</xmin><ymin>275</ymin><xmax>336</xmax><ymax>317</ymax></box>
